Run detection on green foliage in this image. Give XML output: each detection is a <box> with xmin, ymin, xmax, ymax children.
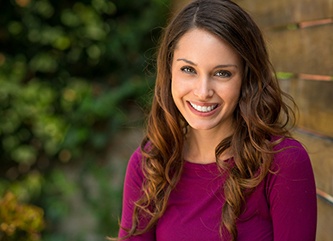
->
<box><xmin>0</xmin><ymin>0</ymin><xmax>169</xmax><ymax>239</ymax></box>
<box><xmin>0</xmin><ymin>192</ymin><xmax>45</xmax><ymax>241</ymax></box>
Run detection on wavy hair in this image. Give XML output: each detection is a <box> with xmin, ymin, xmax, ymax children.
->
<box><xmin>125</xmin><ymin>0</ymin><xmax>295</xmax><ymax>240</ymax></box>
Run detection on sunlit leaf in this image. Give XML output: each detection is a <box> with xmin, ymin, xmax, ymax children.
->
<box><xmin>11</xmin><ymin>145</ymin><xmax>37</xmax><ymax>165</ymax></box>
<box><xmin>29</xmin><ymin>53</ymin><xmax>58</xmax><ymax>73</ymax></box>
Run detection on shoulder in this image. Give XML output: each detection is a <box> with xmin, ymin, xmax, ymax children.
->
<box><xmin>272</xmin><ymin>136</ymin><xmax>304</xmax><ymax>151</ymax></box>
<box><xmin>264</xmin><ymin>137</ymin><xmax>317</xmax><ymax>240</ymax></box>
<box><xmin>271</xmin><ymin>137</ymin><xmax>310</xmax><ymax>167</ymax></box>
<box><xmin>127</xmin><ymin>146</ymin><xmax>144</xmax><ymax>172</ymax></box>
<box><xmin>125</xmin><ymin>146</ymin><xmax>145</xmax><ymax>184</ymax></box>
<box><xmin>126</xmin><ymin>141</ymin><xmax>155</xmax><ymax>180</ymax></box>
<box><xmin>265</xmin><ymin>136</ymin><xmax>315</xmax><ymax>197</ymax></box>
<box><xmin>128</xmin><ymin>146</ymin><xmax>143</xmax><ymax>167</ymax></box>
<box><xmin>268</xmin><ymin>136</ymin><xmax>314</xmax><ymax>181</ymax></box>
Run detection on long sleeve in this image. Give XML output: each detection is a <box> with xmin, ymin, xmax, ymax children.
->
<box><xmin>118</xmin><ymin>139</ymin><xmax>317</xmax><ymax>241</ymax></box>
<box><xmin>118</xmin><ymin>147</ymin><xmax>156</xmax><ymax>240</ymax></box>
<box><xmin>266</xmin><ymin>139</ymin><xmax>317</xmax><ymax>241</ymax></box>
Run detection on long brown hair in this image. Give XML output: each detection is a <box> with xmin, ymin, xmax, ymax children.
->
<box><xmin>125</xmin><ymin>0</ymin><xmax>295</xmax><ymax>240</ymax></box>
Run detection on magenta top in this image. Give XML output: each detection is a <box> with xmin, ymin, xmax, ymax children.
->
<box><xmin>118</xmin><ymin>138</ymin><xmax>317</xmax><ymax>240</ymax></box>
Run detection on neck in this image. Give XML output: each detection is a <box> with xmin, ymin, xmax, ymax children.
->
<box><xmin>184</xmin><ymin>127</ymin><xmax>233</xmax><ymax>164</ymax></box>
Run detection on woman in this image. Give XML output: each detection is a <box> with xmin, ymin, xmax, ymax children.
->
<box><xmin>116</xmin><ymin>0</ymin><xmax>317</xmax><ymax>240</ymax></box>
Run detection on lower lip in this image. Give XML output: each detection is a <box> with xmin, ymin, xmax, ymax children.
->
<box><xmin>187</xmin><ymin>102</ymin><xmax>220</xmax><ymax>117</ymax></box>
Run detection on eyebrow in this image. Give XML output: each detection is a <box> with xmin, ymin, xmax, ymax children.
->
<box><xmin>176</xmin><ymin>58</ymin><xmax>238</xmax><ymax>69</ymax></box>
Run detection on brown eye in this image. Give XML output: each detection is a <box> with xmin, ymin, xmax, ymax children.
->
<box><xmin>181</xmin><ymin>66</ymin><xmax>196</xmax><ymax>74</ymax></box>
<box><xmin>215</xmin><ymin>70</ymin><xmax>231</xmax><ymax>78</ymax></box>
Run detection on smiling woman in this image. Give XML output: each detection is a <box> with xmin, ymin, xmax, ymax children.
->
<box><xmin>171</xmin><ymin>28</ymin><xmax>242</xmax><ymax>147</ymax></box>
<box><xmin>113</xmin><ymin>0</ymin><xmax>317</xmax><ymax>241</ymax></box>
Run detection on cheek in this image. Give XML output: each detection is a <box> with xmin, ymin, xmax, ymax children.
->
<box><xmin>231</xmin><ymin>89</ymin><xmax>242</xmax><ymax>110</ymax></box>
<box><xmin>171</xmin><ymin>79</ymin><xmax>176</xmax><ymax>98</ymax></box>
<box><xmin>171</xmin><ymin>76</ymin><xmax>183</xmax><ymax>97</ymax></box>
<box><xmin>223</xmin><ymin>83</ymin><xmax>242</xmax><ymax>106</ymax></box>
<box><xmin>170</xmin><ymin>79</ymin><xmax>179</xmax><ymax>106</ymax></box>
<box><xmin>171</xmin><ymin>77</ymin><xmax>188</xmax><ymax>111</ymax></box>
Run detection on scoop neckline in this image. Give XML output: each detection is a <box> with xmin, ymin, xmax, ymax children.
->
<box><xmin>184</xmin><ymin>157</ymin><xmax>233</xmax><ymax>168</ymax></box>
<box><xmin>184</xmin><ymin>160</ymin><xmax>217</xmax><ymax>166</ymax></box>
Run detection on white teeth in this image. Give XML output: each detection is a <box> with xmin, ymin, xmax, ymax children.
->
<box><xmin>190</xmin><ymin>102</ymin><xmax>217</xmax><ymax>112</ymax></box>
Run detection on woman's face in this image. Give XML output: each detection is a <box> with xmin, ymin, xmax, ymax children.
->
<box><xmin>171</xmin><ymin>28</ymin><xmax>243</xmax><ymax>134</ymax></box>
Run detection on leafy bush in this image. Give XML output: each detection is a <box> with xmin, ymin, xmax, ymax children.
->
<box><xmin>0</xmin><ymin>0</ymin><xmax>169</xmax><ymax>239</ymax></box>
<box><xmin>0</xmin><ymin>192</ymin><xmax>44</xmax><ymax>241</ymax></box>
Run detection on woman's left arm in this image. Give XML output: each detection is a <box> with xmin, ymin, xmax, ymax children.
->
<box><xmin>266</xmin><ymin>140</ymin><xmax>317</xmax><ymax>241</ymax></box>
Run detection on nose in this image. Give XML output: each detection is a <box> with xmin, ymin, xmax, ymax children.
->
<box><xmin>193</xmin><ymin>76</ymin><xmax>214</xmax><ymax>100</ymax></box>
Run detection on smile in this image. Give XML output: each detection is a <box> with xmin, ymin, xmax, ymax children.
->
<box><xmin>189</xmin><ymin>102</ymin><xmax>218</xmax><ymax>113</ymax></box>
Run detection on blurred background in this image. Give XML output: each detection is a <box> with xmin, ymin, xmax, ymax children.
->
<box><xmin>0</xmin><ymin>0</ymin><xmax>332</xmax><ymax>241</ymax></box>
<box><xmin>0</xmin><ymin>0</ymin><xmax>170</xmax><ymax>240</ymax></box>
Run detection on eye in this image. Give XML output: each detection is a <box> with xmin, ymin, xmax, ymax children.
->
<box><xmin>215</xmin><ymin>70</ymin><xmax>232</xmax><ymax>78</ymax></box>
<box><xmin>215</xmin><ymin>70</ymin><xmax>232</xmax><ymax>77</ymax></box>
<box><xmin>181</xmin><ymin>66</ymin><xmax>196</xmax><ymax>74</ymax></box>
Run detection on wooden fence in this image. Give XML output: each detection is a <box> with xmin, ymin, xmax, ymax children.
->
<box><xmin>173</xmin><ymin>0</ymin><xmax>333</xmax><ymax>240</ymax></box>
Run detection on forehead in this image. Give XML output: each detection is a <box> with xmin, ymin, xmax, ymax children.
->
<box><xmin>173</xmin><ymin>28</ymin><xmax>241</xmax><ymax>65</ymax></box>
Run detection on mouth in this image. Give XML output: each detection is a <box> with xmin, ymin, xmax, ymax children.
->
<box><xmin>189</xmin><ymin>102</ymin><xmax>219</xmax><ymax>113</ymax></box>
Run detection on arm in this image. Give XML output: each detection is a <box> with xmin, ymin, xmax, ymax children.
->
<box><xmin>266</xmin><ymin>139</ymin><xmax>317</xmax><ymax>241</ymax></box>
<box><xmin>118</xmin><ymin>147</ymin><xmax>156</xmax><ymax>240</ymax></box>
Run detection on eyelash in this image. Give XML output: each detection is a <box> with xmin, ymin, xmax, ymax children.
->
<box><xmin>215</xmin><ymin>70</ymin><xmax>232</xmax><ymax>78</ymax></box>
<box><xmin>180</xmin><ymin>66</ymin><xmax>232</xmax><ymax>78</ymax></box>
<box><xmin>180</xmin><ymin>66</ymin><xmax>196</xmax><ymax>74</ymax></box>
